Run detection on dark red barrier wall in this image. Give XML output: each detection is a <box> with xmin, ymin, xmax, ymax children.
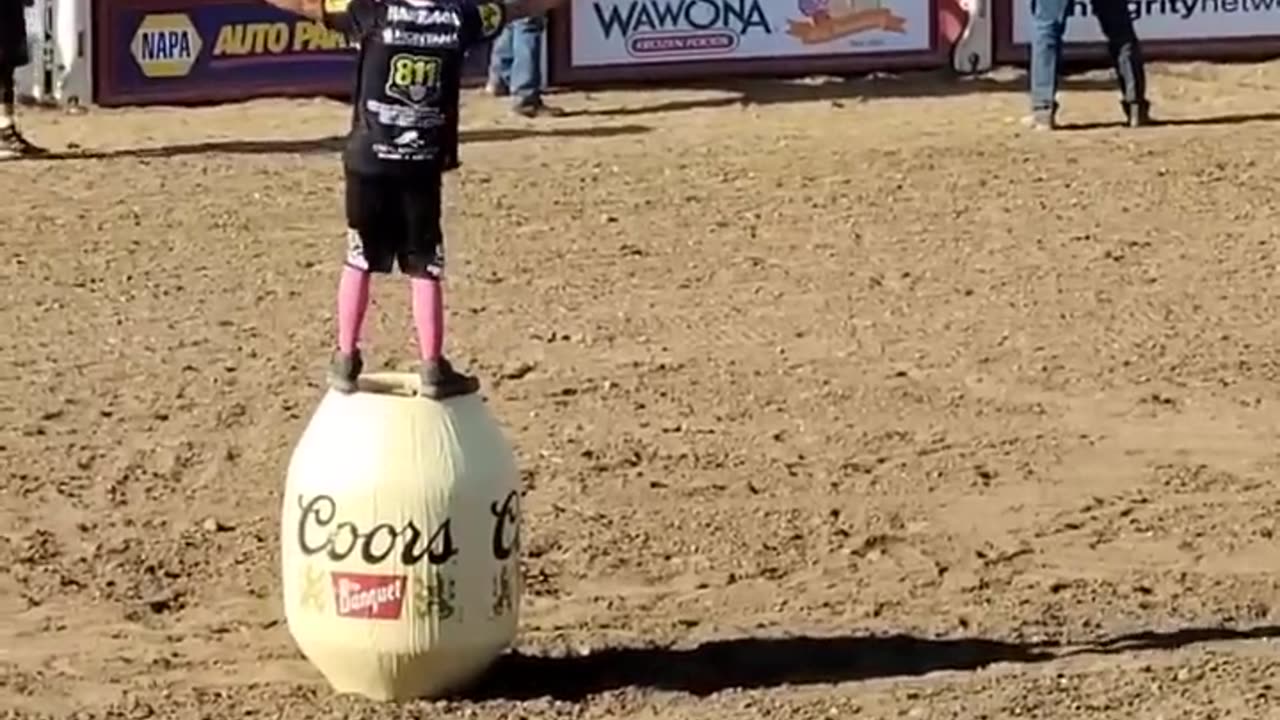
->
<box><xmin>93</xmin><ymin>0</ymin><xmax>974</xmax><ymax>106</ymax></box>
<box><xmin>95</xmin><ymin>0</ymin><xmax>490</xmax><ymax>106</ymax></box>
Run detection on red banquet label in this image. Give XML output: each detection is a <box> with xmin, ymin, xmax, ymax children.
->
<box><xmin>331</xmin><ymin>572</ymin><xmax>407</xmax><ymax>620</ymax></box>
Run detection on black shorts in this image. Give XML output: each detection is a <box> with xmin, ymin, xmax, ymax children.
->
<box><xmin>0</xmin><ymin>1</ymin><xmax>30</xmax><ymax>70</ymax></box>
<box><xmin>343</xmin><ymin>171</ymin><xmax>444</xmax><ymax>278</ymax></box>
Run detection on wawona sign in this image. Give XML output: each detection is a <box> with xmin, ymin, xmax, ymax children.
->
<box><xmin>571</xmin><ymin>0</ymin><xmax>933</xmax><ymax>66</ymax></box>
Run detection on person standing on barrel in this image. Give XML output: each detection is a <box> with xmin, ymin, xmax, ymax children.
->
<box><xmin>260</xmin><ymin>0</ymin><xmax>565</xmax><ymax>397</ymax></box>
<box><xmin>1026</xmin><ymin>0</ymin><xmax>1151</xmax><ymax>130</ymax></box>
<box><xmin>0</xmin><ymin>0</ymin><xmax>46</xmax><ymax>159</ymax></box>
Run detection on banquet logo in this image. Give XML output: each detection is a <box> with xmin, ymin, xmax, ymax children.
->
<box><xmin>332</xmin><ymin>572</ymin><xmax>407</xmax><ymax>620</ymax></box>
<box><xmin>786</xmin><ymin>0</ymin><xmax>907</xmax><ymax>44</ymax></box>
<box><xmin>591</xmin><ymin>0</ymin><xmax>772</xmax><ymax>58</ymax></box>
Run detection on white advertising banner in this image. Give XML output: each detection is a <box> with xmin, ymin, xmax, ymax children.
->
<box><xmin>570</xmin><ymin>0</ymin><xmax>934</xmax><ymax>66</ymax></box>
<box><xmin>1011</xmin><ymin>0</ymin><xmax>1280</xmax><ymax>43</ymax></box>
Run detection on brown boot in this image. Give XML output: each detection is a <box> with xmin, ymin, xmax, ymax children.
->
<box><xmin>1124</xmin><ymin>100</ymin><xmax>1153</xmax><ymax>128</ymax></box>
<box><xmin>327</xmin><ymin>349</ymin><xmax>363</xmax><ymax>394</ymax></box>
<box><xmin>512</xmin><ymin>99</ymin><xmax>565</xmax><ymax>118</ymax></box>
<box><xmin>418</xmin><ymin>358</ymin><xmax>479</xmax><ymax>400</ymax></box>
<box><xmin>1020</xmin><ymin>109</ymin><xmax>1056</xmax><ymax>131</ymax></box>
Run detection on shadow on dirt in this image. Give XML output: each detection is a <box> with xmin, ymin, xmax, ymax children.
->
<box><xmin>1059</xmin><ymin>624</ymin><xmax>1280</xmax><ymax>657</ymax></box>
<box><xmin>554</xmin><ymin>66</ymin><xmax>1120</xmax><ymax>119</ymax></box>
<box><xmin>33</xmin><ymin>124</ymin><xmax>652</xmax><ymax>160</ymax></box>
<box><xmin>469</xmin><ymin>625</ymin><xmax>1280</xmax><ymax>700</ymax></box>
<box><xmin>1057</xmin><ymin>111</ymin><xmax>1280</xmax><ymax>131</ymax></box>
<box><xmin>553</xmin><ymin>57</ymin><xmax>1280</xmax><ymax>119</ymax></box>
<box><xmin>472</xmin><ymin>634</ymin><xmax>1043</xmax><ymax>701</ymax></box>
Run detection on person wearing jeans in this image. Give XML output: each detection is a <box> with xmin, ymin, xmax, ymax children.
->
<box><xmin>1026</xmin><ymin>0</ymin><xmax>1150</xmax><ymax>130</ymax></box>
<box><xmin>486</xmin><ymin>16</ymin><xmax>559</xmax><ymax>117</ymax></box>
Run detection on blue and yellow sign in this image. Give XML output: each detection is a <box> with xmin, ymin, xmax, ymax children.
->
<box><xmin>95</xmin><ymin>0</ymin><xmax>492</xmax><ymax>107</ymax></box>
<box><xmin>130</xmin><ymin>13</ymin><xmax>203</xmax><ymax>78</ymax></box>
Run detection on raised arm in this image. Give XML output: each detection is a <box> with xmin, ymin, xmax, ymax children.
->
<box><xmin>261</xmin><ymin>0</ymin><xmax>326</xmax><ymax>21</ymax></box>
<box><xmin>502</xmin><ymin>0</ymin><xmax>565</xmax><ymax>21</ymax></box>
<box><xmin>464</xmin><ymin>0</ymin><xmax>565</xmax><ymax>46</ymax></box>
<box><xmin>265</xmin><ymin>0</ymin><xmax>561</xmax><ymax>23</ymax></box>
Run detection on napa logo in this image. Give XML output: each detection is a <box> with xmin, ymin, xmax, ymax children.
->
<box><xmin>130</xmin><ymin>13</ymin><xmax>203</xmax><ymax>78</ymax></box>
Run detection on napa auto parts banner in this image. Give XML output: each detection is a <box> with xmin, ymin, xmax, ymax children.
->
<box><xmin>94</xmin><ymin>0</ymin><xmax>354</xmax><ymax>105</ymax></box>
<box><xmin>1011</xmin><ymin>0</ymin><xmax>1280</xmax><ymax>42</ymax></box>
<box><xmin>94</xmin><ymin>0</ymin><xmax>491</xmax><ymax>106</ymax></box>
<box><xmin>570</xmin><ymin>0</ymin><xmax>933</xmax><ymax>66</ymax></box>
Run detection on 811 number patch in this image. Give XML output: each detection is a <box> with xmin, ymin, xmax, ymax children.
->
<box><xmin>385</xmin><ymin>53</ymin><xmax>442</xmax><ymax>106</ymax></box>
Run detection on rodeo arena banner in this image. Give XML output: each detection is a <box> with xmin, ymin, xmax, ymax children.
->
<box><xmin>11</xmin><ymin>0</ymin><xmax>1280</xmax><ymax>107</ymax></box>
<box><xmin>996</xmin><ymin>0</ymin><xmax>1280</xmax><ymax>62</ymax></box>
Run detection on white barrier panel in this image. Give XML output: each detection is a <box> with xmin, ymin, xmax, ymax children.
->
<box><xmin>569</xmin><ymin>0</ymin><xmax>936</xmax><ymax>68</ymax></box>
<box><xmin>57</xmin><ymin>0</ymin><xmax>92</xmax><ymax>107</ymax></box>
<box><xmin>13</xmin><ymin>0</ymin><xmax>92</xmax><ymax>108</ymax></box>
<box><xmin>952</xmin><ymin>0</ymin><xmax>993</xmax><ymax>72</ymax></box>
<box><xmin>13</xmin><ymin>4</ymin><xmax>43</xmax><ymax>104</ymax></box>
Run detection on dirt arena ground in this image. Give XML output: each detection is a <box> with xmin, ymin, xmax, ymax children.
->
<box><xmin>4</xmin><ymin>59</ymin><xmax>1280</xmax><ymax>719</ymax></box>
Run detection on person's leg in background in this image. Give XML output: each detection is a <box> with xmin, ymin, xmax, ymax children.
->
<box><xmin>1</xmin><ymin>65</ymin><xmax>16</xmax><ymax>133</ymax></box>
<box><xmin>1026</xmin><ymin>0</ymin><xmax>1071</xmax><ymax>130</ymax></box>
<box><xmin>508</xmin><ymin>16</ymin><xmax>561</xmax><ymax>117</ymax></box>
<box><xmin>486</xmin><ymin>24</ymin><xmax>513</xmax><ymax>97</ymax></box>
<box><xmin>0</xmin><ymin>64</ymin><xmax>42</xmax><ymax>159</ymax></box>
<box><xmin>0</xmin><ymin>0</ymin><xmax>45</xmax><ymax>159</ymax></box>
<box><xmin>1090</xmin><ymin>0</ymin><xmax>1149</xmax><ymax>126</ymax></box>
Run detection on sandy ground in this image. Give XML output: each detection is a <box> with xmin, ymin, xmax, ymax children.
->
<box><xmin>4</xmin><ymin>61</ymin><xmax>1280</xmax><ymax>719</ymax></box>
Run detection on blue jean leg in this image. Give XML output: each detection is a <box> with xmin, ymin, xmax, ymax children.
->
<box><xmin>487</xmin><ymin>24</ymin><xmax>513</xmax><ymax>87</ymax></box>
<box><xmin>506</xmin><ymin>17</ymin><xmax>543</xmax><ymax>107</ymax></box>
<box><xmin>1029</xmin><ymin>0</ymin><xmax>1070</xmax><ymax>112</ymax></box>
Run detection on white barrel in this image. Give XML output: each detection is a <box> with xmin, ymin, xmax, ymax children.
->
<box><xmin>281</xmin><ymin>373</ymin><xmax>521</xmax><ymax>701</ymax></box>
